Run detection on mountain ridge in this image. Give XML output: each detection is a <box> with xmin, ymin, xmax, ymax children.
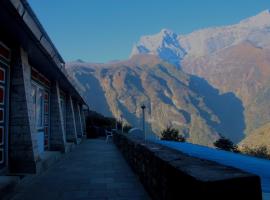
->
<box><xmin>67</xmin><ymin>54</ymin><xmax>246</xmax><ymax>146</ymax></box>
<box><xmin>131</xmin><ymin>10</ymin><xmax>270</xmax><ymax>64</ymax></box>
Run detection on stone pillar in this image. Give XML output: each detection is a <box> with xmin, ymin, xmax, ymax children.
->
<box><xmin>66</xmin><ymin>95</ymin><xmax>77</xmax><ymax>143</ymax></box>
<box><xmin>50</xmin><ymin>81</ymin><xmax>66</xmax><ymax>152</ymax></box>
<box><xmin>9</xmin><ymin>48</ymin><xmax>38</xmax><ymax>173</ymax></box>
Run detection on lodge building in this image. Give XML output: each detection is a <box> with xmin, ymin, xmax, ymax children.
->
<box><xmin>0</xmin><ymin>0</ymin><xmax>87</xmax><ymax>174</ymax></box>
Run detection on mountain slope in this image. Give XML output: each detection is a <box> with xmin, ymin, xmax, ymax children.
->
<box><xmin>240</xmin><ymin>122</ymin><xmax>270</xmax><ymax>150</ymax></box>
<box><xmin>130</xmin><ymin>10</ymin><xmax>270</xmax><ymax>137</ymax></box>
<box><xmin>67</xmin><ymin>55</ymin><xmax>245</xmax><ymax>146</ymax></box>
<box><xmin>182</xmin><ymin>41</ymin><xmax>270</xmax><ymax>135</ymax></box>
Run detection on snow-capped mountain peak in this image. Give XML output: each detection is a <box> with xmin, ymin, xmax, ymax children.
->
<box><xmin>130</xmin><ymin>10</ymin><xmax>270</xmax><ymax>67</ymax></box>
<box><xmin>239</xmin><ymin>9</ymin><xmax>270</xmax><ymax>28</ymax></box>
<box><xmin>130</xmin><ymin>29</ymin><xmax>186</xmax><ymax>67</ymax></box>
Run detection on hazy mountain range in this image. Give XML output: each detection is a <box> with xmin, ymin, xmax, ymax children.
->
<box><xmin>66</xmin><ymin>10</ymin><xmax>270</xmax><ymax>148</ymax></box>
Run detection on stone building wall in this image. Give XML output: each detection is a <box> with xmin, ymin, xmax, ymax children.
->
<box><xmin>8</xmin><ymin>48</ymin><xmax>86</xmax><ymax>173</ymax></box>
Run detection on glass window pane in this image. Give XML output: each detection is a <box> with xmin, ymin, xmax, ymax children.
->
<box><xmin>0</xmin><ymin>86</ymin><xmax>4</xmax><ymax>104</ymax></box>
<box><xmin>36</xmin><ymin>87</ymin><xmax>44</xmax><ymax>128</ymax></box>
<box><xmin>0</xmin><ymin>149</ymin><xmax>3</xmax><ymax>163</ymax></box>
<box><xmin>0</xmin><ymin>127</ymin><xmax>3</xmax><ymax>145</ymax></box>
<box><xmin>0</xmin><ymin>109</ymin><xmax>3</xmax><ymax>122</ymax></box>
<box><xmin>0</xmin><ymin>68</ymin><xmax>5</xmax><ymax>83</ymax></box>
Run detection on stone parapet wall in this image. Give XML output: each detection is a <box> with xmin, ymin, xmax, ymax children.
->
<box><xmin>113</xmin><ymin>133</ymin><xmax>262</xmax><ymax>200</ymax></box>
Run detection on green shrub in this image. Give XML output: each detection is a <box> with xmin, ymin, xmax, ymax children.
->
<box><xmin>241</xmin><ymin>145</ymin><xmax>270</xmax><ymax>159</ymax></box>
<box><xmin>213</xmin><ymin>136</ymin><xmax>238</xmax><ymax>152</ymax></box>
<box><xmin>161</xmin><ymin>126</ymin><xmax>186</xmax><ymax>142</ymax></box>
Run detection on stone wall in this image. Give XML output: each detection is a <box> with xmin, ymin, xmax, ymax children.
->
<box><xmin>113</xmin><ymin>133</ymin><xmax>262</xmax><ymax>200</ymax></box>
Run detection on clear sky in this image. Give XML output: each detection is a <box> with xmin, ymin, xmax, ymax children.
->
<box><xmin>28</xmin><ymin>0</ymin><xmax>270</xmax><ymax>63</ymax></box>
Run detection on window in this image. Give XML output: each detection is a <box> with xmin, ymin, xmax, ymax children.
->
<box><xmin>0</xmin><ymin>109</ymin><xmax>4</xmax><ymax>123</ymax></box>
<box><xmin>31</xmin><ymin>83</ymin><xmax>44</xmax><ymax>129</ymax></box>
<box><xmin>0</xmin><ymin>86</ymin><xmax>5</xmax><ymax>105</ymax></box>
<box><xmin>0</xmin><ymin>148</ymin><xmax>3</xmax><ymax>164</ymax></box>
<box><xmin>0</xmin><ymin>68</ymin><xmax>5</xmax><ymax>83</ymax></box>
<box><xmin>0</xmin><ymin>127</ymin><xmax>3</xmax><ymax>145</ymax></box>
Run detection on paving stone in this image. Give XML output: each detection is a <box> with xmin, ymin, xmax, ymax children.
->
<box><xmin>9</xmin><ymin>139</ymin><xmax>149</xmax><ymax>200</ymax></box>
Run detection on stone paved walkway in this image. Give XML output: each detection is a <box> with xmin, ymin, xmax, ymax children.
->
<box><xmin>10</xmin><ymin>139</ymin><xmax>150</xmax><ymax>200</ymax></box>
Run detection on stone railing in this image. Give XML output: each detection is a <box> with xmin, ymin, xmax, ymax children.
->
<box><xmin>113</xmin><ymin>133</ymin><xmax>262</xmax><ymax>200</ymax></box>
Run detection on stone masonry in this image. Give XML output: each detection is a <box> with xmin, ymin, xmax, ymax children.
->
<box><xmin>9</xmin><ymin>48</ymin><xmax>39</xmax><ymax>173</ymax></box>
<box><xmin>50</xmin><ymin>81</ymin><xmax>66</xmax><ymax>152</ymax></box>
<box><xmin>65</xmin><ymin>95</ymin><xmax>78</xmax><ymax>143</ymax></box>
<box><xmin>113</xmin><ymin>133</ymin><xmax>263</xmax><ymax>200</ymax></box>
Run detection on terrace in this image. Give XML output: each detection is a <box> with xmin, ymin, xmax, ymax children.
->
<box><xmin>3</xmin><ymin>132</ymin><xmax>264</xmax><ymax>200</ymax></box>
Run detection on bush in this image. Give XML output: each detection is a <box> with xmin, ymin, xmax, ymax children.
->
<box><xmin>86</xmin><ymin>111</ymin><xmax>117</xmax><ymax>138</ymax></box>
<box><xmin>86</xmin><ymin>111</ymin><xmax>116</xmax><ymax>129</ymax></box>
<box><xmin>161</xmin><ymin>126</ymin><xmax>186</xmax><ymax>142</ymax></box>
<box><xmin>213</xmin><ymin>136</ymin><xmax>238</xmax><ymax>152</ymax></box>
<box><xmin>123</xmin><ymin>124</ymin><xmax>133</xmax><ymax>133</ymax></box>
<box><xmin>241</xmin><ymin>145</ymin><xmax>270</xmax><ymax>159</ymax></box>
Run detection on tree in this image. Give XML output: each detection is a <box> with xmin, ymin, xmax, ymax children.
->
<box><xmin>161</xmin><ymin>126</ymin><xmax>186</xmax><ymax>142</ymax></box>
<box><xmin>213</xmin><ymin>136</ymin><xmax>238</xmax><ymax>152</ymax></box>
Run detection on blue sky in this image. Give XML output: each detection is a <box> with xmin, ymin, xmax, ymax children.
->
<box><xmin>28</xmin><ymin>0</ymin><xmax>270</xmax><ymax>63</ymax></box>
